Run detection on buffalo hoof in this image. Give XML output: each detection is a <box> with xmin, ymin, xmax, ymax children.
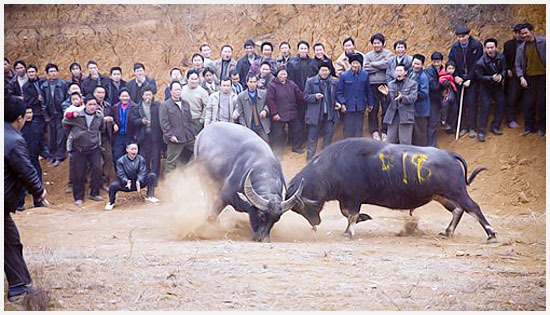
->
<box><xmin>486</xmin><ymin>236</ymin><xmax>497</xmax><ymax>244</ymax></box>
<box><xmin>438</xmin><ymin>231</ymin><xmax>451</xmax><ymax>238</ymax></box>
<box><xmin>358</xmin><ymin>213</ymin><xmax>372</xmax><ymax>223</ymax></box>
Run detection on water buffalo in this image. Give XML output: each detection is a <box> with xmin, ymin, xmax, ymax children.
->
<box><xmin>194</xmin><ymin>122</ymin><xmax>302</xmax><ymax>242</ymax></box>
<box><xmin>287</xmin><ymin>138</ymin><xmax>496</xmax><ymax>243</ymax></box>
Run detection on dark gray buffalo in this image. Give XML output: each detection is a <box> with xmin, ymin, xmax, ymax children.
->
<box><xmin>194</xmin><ymin>122</ymin><xmax>303</xmax><ymax>242</ymax></box>
<box><xmin>286</xmin><ymin>138</ymin><xmax>496</xmax><ymax>243</ymax></box>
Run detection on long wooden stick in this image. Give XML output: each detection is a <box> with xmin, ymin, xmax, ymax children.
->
<box><xmin>455</xmin><ymin>87</ymin><xmax>465</xmax><ymax>140</ymax></box>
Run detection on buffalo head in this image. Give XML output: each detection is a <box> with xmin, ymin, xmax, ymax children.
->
<box><xmin>237</xmin><ymin>169</ymin><xmax>303</xmax><ymax>242</ymax></box>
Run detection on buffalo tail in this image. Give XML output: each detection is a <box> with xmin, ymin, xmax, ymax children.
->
<box><xmin>452</xmin><ymin>153</ymin><xmax>487</xmax><ymax>185</ymax></box>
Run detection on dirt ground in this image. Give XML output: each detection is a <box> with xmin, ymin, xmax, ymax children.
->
<box><xmin>4</xmin><ymin>124</ymin><xmax>546</xmax><ymax>311</ymax></box>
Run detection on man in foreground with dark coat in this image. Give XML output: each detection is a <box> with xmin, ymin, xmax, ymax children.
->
<box><xmin>4</xmin><ymin>96</ymin><xmax>47</xmax><ymax>301</ymax></box>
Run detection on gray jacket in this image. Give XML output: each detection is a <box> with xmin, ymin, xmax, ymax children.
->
<box><xmin>383</xmin><ymin>77</ymin><xmax>418</xmax><ymax>125</ymax></box>
<box><xmin>213</xmin><ymin>59</ymin><xmax>238</xmax><ymax>79</ymax></box>
<box><xmin>204</xmin><ymin>91</ymin><xmax>238</xmax><ymax>127</ymax></box>
<box><xmin>234</xmin><ymin>89</ymin><xmax>271</xmax><ymax>134</ymax></box>
<box><xmin>62</xmin><ymin>111</ymin><xmax>105</xmax><ymax>152</ymax></box>
<box><xmin>363</xmin><ymin>49</ymin><xmax>393</xmax><ymax>84</ymax></box>
<box><xmin>386</xmin><ymin>55</ymin><xmax>413</xmax><ymax>81</ymax></box>
<box><xmin>515</xmin><ymin>35</ymin><xmax>546</xmax><ymax>78</ymax></box>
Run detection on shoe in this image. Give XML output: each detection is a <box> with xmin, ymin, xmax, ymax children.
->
<box><xmin>65</xmin><ymin>185</ymin><xmax>73</xmax><ymax>193</ymax></box>
<box><xmin>74</xmin><ymin>200</ymin><xmax>83</xmax><ymax>207</ymax></box>
<box><xmin>538</xmin><ymin>130</ymin><xmax>545</xmax><ymax>138</ymax></box>
<box><xmin>372</xmin><ymin>131</ymin><xmax>381</xmax><ymax>141</ymax></box>
<box><xmin>52</xmin><ymin>160</ymin><xmax>61</xmax><ymax>167</ymax></box>
<box><xmin>442</xmin><ymin>122</ymin><xmax>452</xmax><ymax>131</ymax></box>
<box><xmin>145</xmin><ymin>196</ymin><xmax>160</xmax><ymax>204</ymax></box>
<box><xmin>478</xmin><ymin>133</ymin><xmax>486</xmax><ymax>142</ymax></box>
<box><xmin>292</xmin><ymin>148</ymin><xmax>304</xmax><ymax>154</ymax></box>
<box><xmin>16</xmin><ymin>206</ymin><xmax>25</xmax><ymax>212</ymax></box>
<box><xmin>105</xmin><ymin>202</ymin><xmax>114</xmax><ymax>211</ymax></box>
<box><xmin>7</xmin><ymin>285</ymin><xmax>44</xmax><ymax>302</ymax></box>
<box><xmin>89</xmin><ymin>195</ymin><xmax>104</xmax><ymax>201</ymax></box>
<box><xmin>381</xmin><ymin>133</ymin><xmax>387</xmax><ymax>142</ymax></box>
<box><xmin>468</xmin><ymin>129</ymin><xmax>477</xmax><ymax>138</ymax></box>
<box><xmin>459</xmin><ymin>129</ymin><xmax>468</xmax><ymax>137</ymax></box>
<box><xmin>521</xmin><ymin>129</ymin><xmax>534</xmax><ymax>136</ymax></box>
<box><xmin>33</xmin><ymin>202</ymin><xmax>46</xmax><ymax>208</ymax></box>
<box><xmin>508</xmin><ymin>121</ymin><xmax>519</xmax><ymax>128</ymax></box>
<box><xmin>491</xmin><ymin>128</ymin><xmax>503</xmax><ymax>135</ymax></box>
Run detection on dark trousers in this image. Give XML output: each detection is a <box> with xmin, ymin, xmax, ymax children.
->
<box><xmin>369</xmin><ymin>84</ymin><xmax>389</xmax><ymax>135</ymax></box>
<box><xmin>505</xmin><ymin>76</ymin><xmax>523</xmax><ymax>123</ymax></box>
<box><xmin>270</xmin><ymin>118</ymin><xmax>303</xmax><ymax>157</ymax></box>
<box><xmin>465</xmin><ymin>82</ymin><xmax>480</xmax><ymax>131</ymax></box>
<box><xmin>101</xmin><ymin>134</ymin><xmax>113</xmax><ymax>186</ymax></box>
<box><xmin>306</xmin><ymin>115</ymin><xmax>335</xmax><ymax>161</ymax></box>
<box><xmin>251</xmin><ymin>128</ymin><xmax>269</xmax><ymax>143</ymax></box>
<box><xmin>139</xmin><ymin>133</ymin><xmax>162</xmax><ymax>176</ymax></box>
<box><xmin>4</xmin><ymin>213</ymin><xmax>32</xmax><ymax>288</ymax></box>
<box><xmin>112</xmin><ymin>134</ymin><xmax>134</xmax><ymax>167</ymax></box>
<box><xmin>29</xmin><ymin>116</ymin><xmax>52</xmax><ymax>160</ymax></box>
<box><xmin>427</xmin><ymin>97</ymin><xmax>442</xmax><ymax>147</ymax></box>
<box><xmin>343</xmin><ymin>111</ymin><xmax>365</xmax><ymax>138</ymax></box>
<box><xmin>71</xmin><ymin>148</ymin><xmax>102</xmax><ymax>201</ymax></box>
<box><xmin>17</xmin><ymin>154</ymin><xmax>42</xmax><ymax>208</ymax></box>
<box><xmin>165</xmin><ymin>140</ymin><xmax>194</xmax><ymax>174</ymax></box>
<box><xmin>479</xmin><ymin>85</ymin><xmax>506</xmax><ymax>134</ymax></box>
<box><xmin>523</xmin><ymin>75</ymin><xmax>546</xmax><ymax>132</ymax></box>
<box><xmin>412</xmin><ymin>116</ymin><xmax>429</xmax><ymax>146</ymax></box>
<box><xmin>108</xmin><ymin>173</ymin><xmax>157</xmax><ymax>203</ymax></box>
<box><xmin>47</xmin><ymin>115</ymin><xmax>67</xmax><ymax>161</ymax></box>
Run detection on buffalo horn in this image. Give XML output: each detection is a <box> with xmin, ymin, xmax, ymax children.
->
<box><xmin>281</xmin><ymin>179</ymin><xmax>304</xmax><ymax>212</ymax></box>
<box><xmin>243</xmin><ymin>169</ymin><xmax>269</xmax><ymax>210</ymax></box>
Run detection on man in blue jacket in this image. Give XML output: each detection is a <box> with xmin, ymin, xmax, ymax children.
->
<box><xmin>448</xmin><ymin>26</ymin><xmax>483</xmax><ymax>138</ymax></box>
<box><xmin>336</xmin><ymin>53</ymin><xmax>374</xmax><ymax>138</ymax></box>
<box><xmin>409</xmin><ymin>54</ymin><xmax>431</xmax><ymax>146</ymax></box>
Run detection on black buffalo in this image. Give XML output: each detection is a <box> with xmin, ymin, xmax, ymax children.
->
<box><xmin>287</xmin><ymin>138</ymin><xmax>496</xmax><ymax>243</ymax></box>
<box><xmin>194</xmin><ymin>122</ymin><xmax>302</xmax><ymax>242</ymax></box>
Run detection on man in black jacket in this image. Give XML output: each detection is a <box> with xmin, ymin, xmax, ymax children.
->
<box><xmin>41</xmin><ymin>63</ymin><xmax>68</xmax><ymax>165</ymax></box>
<box><xmin>69</xmin><ymin>62</ymin><xmax>83</xmax><ymax>86</ymax></box>
<box><xmin>425</xmin><ymin>52</ymin><xmax>446</xmax><ymax>147</ymax></box>
<box><xmin>81</xmin><ymin>60</ymin><xmax>110</xmax><ymax>96</ymax></box>
<box><xmin>62</xmin><ymin>96</ymin><xmax>105</xmax><ymax>206</ymax></box>
<box><xmin>105</xmin><ymin>142</ymin><xmax>159</xmax><ymax>210</ymax></box>
<box><xmin>127</xmin><ymin>62</ymin><xmax>158</xmax><ymax>104</ymax></box>
<box><xmin>474</xmin><ymin>38</ymin><xmax>507</xmax><ymax>142</ymax></box>
<box><xmin>17</xmin><ymin>107</ymin><xmax>48</xmax><ymax>210</ymax></box>
<box><xmin>131</xmin><ymin>87</ymin><xmax>163</xmax><ymax>177</ymax></box>
<box><xmin>503</xmin><ymin>24</ymin><xmax>524</xmax><ymax>128</ymax></box>
<box><xmin>22</xmin><ymin>65</ymin><xmax>54</xmax><ymax>164</ymax></box>
<box><xmin>287</xmin><ymin>41</ymin><xmax>315</xmax><ymax>92</ymax></box>
<box><xmin>236</xmin><ymin>40</ymin><xmax>260</xmax><ymax>88</ymax></box>
<box><xmin>448</xmin><ymin>26</ymin><xmax>484</xmax><ymax>138</ymax></box>
<box><xmin>106</xmin><ymin>66</ymin><xmax>126</xmax><ymax>105</ymax></box>
<box><xmin>309</xmin><ymin>43</ymin><xmax>336</xmax><ymax>78</ymax></box>
<box><xmin>6</xmin><ymin>60</ymin><xmax>28</xmax><ymax>100</ymax></box>
<box><xmin>4</xmin><ymin>96</ymin><xmax>47</xmax><ymax>301</ymax></box>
